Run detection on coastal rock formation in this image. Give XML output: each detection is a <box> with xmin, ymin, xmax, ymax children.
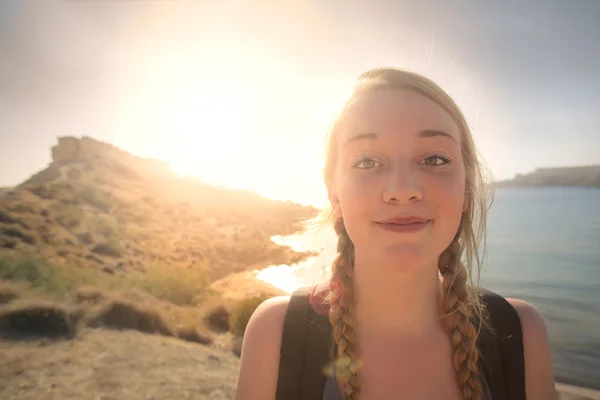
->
<box><xmin>496</xmin><ymin>165</ymin><xmax>600</xmax><ymax>188</ymax></box>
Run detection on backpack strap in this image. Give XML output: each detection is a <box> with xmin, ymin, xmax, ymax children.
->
<box><xmin>276</xmin><ymin>285</ymin><xmax>332</xmax><ymax>400</ymax></box>
<box><xmin>478</xmin><ymin>288</ymin><xmax>527</xmax><ymax>400</ymax></box>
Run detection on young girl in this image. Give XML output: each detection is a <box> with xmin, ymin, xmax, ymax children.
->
<box><xmin>235</xmin><ymin>68</ymin><xmax>556</xmax><ymax>400</ymax></box>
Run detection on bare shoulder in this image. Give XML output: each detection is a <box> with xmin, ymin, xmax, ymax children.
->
<box><xmin>506</xmin><ymin>298</ymin><xmax>549</xmax><ymax>341</ymax></box>
<box><xmin>506</xmin><ymin>298</ymin><xmax>557</xmax><ymax>400</ymax></box>
<box><xmin>234</xmin><ymin>296</ymin><xmax>290</xmax><ymax>400</ymax></box>
<box><xmin>246</xmin><ymin>295</ymin><xmax>291</xmax><ymax>328</ymax></box>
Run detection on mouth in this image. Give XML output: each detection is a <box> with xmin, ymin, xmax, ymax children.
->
<box><xmin>374</xmin><ymin>217</ymin><xmax>431</xmax><ymax>233</ymax></box>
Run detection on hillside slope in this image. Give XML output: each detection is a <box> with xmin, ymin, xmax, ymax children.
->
<box><xmin>0</xmin><ymin>136</ymin><xmax>315</xmax><ymax>286</ymax></box>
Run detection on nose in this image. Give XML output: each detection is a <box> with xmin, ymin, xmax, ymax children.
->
<box><xmin>382</xmin><ymin>162</ymin><xmax>424</xmax><ymax>204</ymax></box>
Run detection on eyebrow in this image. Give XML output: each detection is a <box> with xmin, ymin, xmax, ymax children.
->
<box><xmin>343</xmin><ymin>132</ymin><xmax>377</xmax><ymax>148</ymax></box>
<box><xmin>343</xmin><ymin>129</ymin><xmax>457</xmax><ymax>148</ymax></box>
<box><xmin>419</xmin><ymin>129</ymin><xmax>457</xmax><ymax>142</ymax></box>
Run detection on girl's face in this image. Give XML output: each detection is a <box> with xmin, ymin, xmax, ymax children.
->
<box><xmin>330</xmin><ymin>88</ymin><xmax>466</xmax><ymax>271</ymax></box>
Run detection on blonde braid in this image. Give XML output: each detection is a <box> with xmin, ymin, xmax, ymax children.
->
<box><xmin>439</xmin><ymin>239</ymin><xmax>483</xmax><ymax>400</ymax></box>
<box><xmin>328</xmin><ymin>217</ymin><xmax>361</xmax><ymax>400</ymax></box>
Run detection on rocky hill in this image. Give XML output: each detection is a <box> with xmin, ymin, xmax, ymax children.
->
<box><xmin>496</xmin><ymin>165</ymin><xmax>600</xmax><ymax>188</ymax></box>
<box><xmin>0</xmin><ymin>136</ymin><xmax>315</xmax><ymax>289</ymax></box>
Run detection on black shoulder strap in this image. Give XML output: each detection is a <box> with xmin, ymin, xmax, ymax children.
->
<box><xmin>478</xmin><ymin>288</ymin><xmax>527</xmax><ymax>400</ymax></box>
<box><xmin>276</xmin><ymin>286</ymin><xmax>332</xmax><ymax>400</ymax></box>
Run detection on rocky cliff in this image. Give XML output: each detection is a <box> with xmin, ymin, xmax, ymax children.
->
<box><xmin>24</xmin><ymin>136</ymin><xmax>172</xmax><ymax>185</ymax></box>
<box><xmin>53</xmin><ymin>136</ymin><xmax>171</xmax><ymax>176</ymax></box>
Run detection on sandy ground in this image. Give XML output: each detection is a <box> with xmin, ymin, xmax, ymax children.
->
<box><xmin>1</xmin><ymin>326</ymin><xmax>598</xmax><ymax>400</ymax></box>
<box><xmin>0</xmin><ymin>328</ymin><xmax>240</xmax><ymax>400</ymax></box>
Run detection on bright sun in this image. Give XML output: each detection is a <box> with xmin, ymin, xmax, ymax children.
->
<box><xmin>114</xmin><ymin>45</ymin><xmax>343</xmax><ymax>208</ymax></box>
<box><xmin>166</xmin><ymin>93</ymin><xmax>248</xmax><ymax>181</ymax></box>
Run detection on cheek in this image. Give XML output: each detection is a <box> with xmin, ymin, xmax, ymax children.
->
<box><xmin>340</xmin><ymin>170</ymin><xmax>376</xmax><ymax>199</ymax></box>
<box><xmin>336</xmin><ymin>173</ymin><xmax>379</xmax><ymax>244</ymax></box>
<box><xmin>428</xmin><ymin>170</ymin><xmax>466</xmax><ymax>235</ymax></box>
<box><xmin>338</xmin><ymin>173</ymin><xmax>380</xmax><ymax>214</ymax></box>
<box><xmin>433</xmin><ymin>177</ymin><xmax>465</xmax><ymax>211</ymax></box>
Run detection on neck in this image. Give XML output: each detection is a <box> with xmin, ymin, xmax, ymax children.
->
<box><xmin>352</xmin><ymin>253</ymin><xmax>444</xmax><ymax>338</ymax></box>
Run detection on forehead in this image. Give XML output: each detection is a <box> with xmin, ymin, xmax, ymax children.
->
<box><xmin>338</xmin><ymin>88</ymin><xmax>461</xmax><ymax>144</ymax></box>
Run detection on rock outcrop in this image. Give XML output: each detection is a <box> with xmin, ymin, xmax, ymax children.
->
<box><xmin>22</xmin><ymin>136</ymin><xmax>174</xmax><ymax>186</ymax></box>
<box><xmin>51</xmin><ymin>136</ymin><xmax>172</xmax><ymax>177</ymax></box>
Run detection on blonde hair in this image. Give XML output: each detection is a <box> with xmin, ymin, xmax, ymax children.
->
<box><xmin>304</xmin><ymin>68</ymin><xmax>493</xmax><ymax>400</ymax></box>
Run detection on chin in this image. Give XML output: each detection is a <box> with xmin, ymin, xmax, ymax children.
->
<box><xmin>376</xmin><ymin>243</ymin><xmax>435</xmax><ymax>271</ymax></box>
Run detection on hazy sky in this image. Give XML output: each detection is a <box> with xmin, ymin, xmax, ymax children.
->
<box><xmin>1</xmin><ymin>0</ymin><xmax>599</xmax><ymax>207</ymax></box>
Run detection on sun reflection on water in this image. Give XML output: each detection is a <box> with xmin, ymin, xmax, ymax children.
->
<box><xmin>256</xmin><ymin>229</ymin><xmax>338</xmax><ymax>294</ymax></box>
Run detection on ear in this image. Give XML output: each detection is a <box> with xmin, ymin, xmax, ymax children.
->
<box><xmin>328</xmin><ymin>190</ymin><xmax>343</xmax><ymax>219</ymax></box>
<box><xmin>462</xmin><ymin>193</ymin><xmax>469</xmax><ymax>213</ymax></box>
<box><xmin>333</xmin><ymin>203</ymin><xmax>342</xmax><ymax>219</ymax></box>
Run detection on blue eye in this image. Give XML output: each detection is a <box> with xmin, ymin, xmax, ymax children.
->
<box><xmin>351</xmin><ymin>155</ymin><xmax>381</xmax><ymax>169</ymax></box>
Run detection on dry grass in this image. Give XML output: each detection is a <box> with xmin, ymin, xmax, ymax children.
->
<box><xmin>0</xmin><ymin>253</ymin><xmax>210</xmax><ymax>308</ymax></box>
<box><xmin>134</xmin><ymin>261</ymin><xmax>209</xmax><ymax>306</ymax></box>
<box><xmin>72</xmin><ymin>286</ymin><xmax>108</xmax><ymax>305</ymax></box>
<box><xmin>0</xmin><ymin>224</ymin><xmax>37</xmax><ymax>245</ymax></box>
<box><xmin>86</xmin><ymin>297</ymin><xmax>175</xmax><ymax>337</ymax></box>
<box><xmin>55</xmin><ymin>205</ymin><xmax>83</xmax><ymax>228</ymax></box>
<box><xmin>176</xmin><ymin>325</ymin><xmax>213</xmax><ymax>345</ymax></box>
<box><xmin>0</xmin><ymin>249</ymin><xmax>281</xmax><ymax>351</ymax></box>
<box><xmin>0</xmin><ymin>280</ymin><xmax>220</xmax><ymax>346</ymax></box>
<box><xmin>0</xmin><ymin>208</ymin><xmax>19</xmax><ymax>225</ymax></box>
<box><xmin>0</xmin><ymin>300</ymin><xmax>81</xmax><ymax>338</ymax></box>
<box><xmin>90</xmin><ymin>239</ymin><xmax>122</xmax><ymax>257</ymax></box>
<box><xmin>0</xmin><ymin>273</ymin><xmax>264</xmax><ymax>351</ymax></box>
<box><xmin>0</xmin><ymin>255</ymin><xmax>80</xmax><ymax>296</ymax></box>
<box><xmin>0</xmin><ymin>280</ymin><xmax>26</xmax><ymax>304</ymax></box>
<box><xmin>73</xmin><ymin>285</ymin><xmax>215</xmax><ymax>341</ymax></box>
<box><xmin>204</xmin><ymin>304</ymin><xmax>230</xmax><ymax>333</ymax></box>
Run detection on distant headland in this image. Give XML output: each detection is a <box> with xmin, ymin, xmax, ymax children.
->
<box><xmin>494</xmin><ymin>165</ymin><xmax>600</xmax><ymax>188</ymax></box>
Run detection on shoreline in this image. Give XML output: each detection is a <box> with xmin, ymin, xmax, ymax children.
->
<box><xmin>556</xmin><ymin>383</ymin><xmax>600</xmax><ymax>399</ymax></box>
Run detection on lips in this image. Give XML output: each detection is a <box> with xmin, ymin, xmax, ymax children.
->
<box><xmin>378</xmin><ymin>216</ymin><xmax>430</xmax><ymax>225</ymax></box>
<box><xmin>374</xmin><ymin>216</ymin><xmax>431</xmax><ymax>233</ymax></box>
